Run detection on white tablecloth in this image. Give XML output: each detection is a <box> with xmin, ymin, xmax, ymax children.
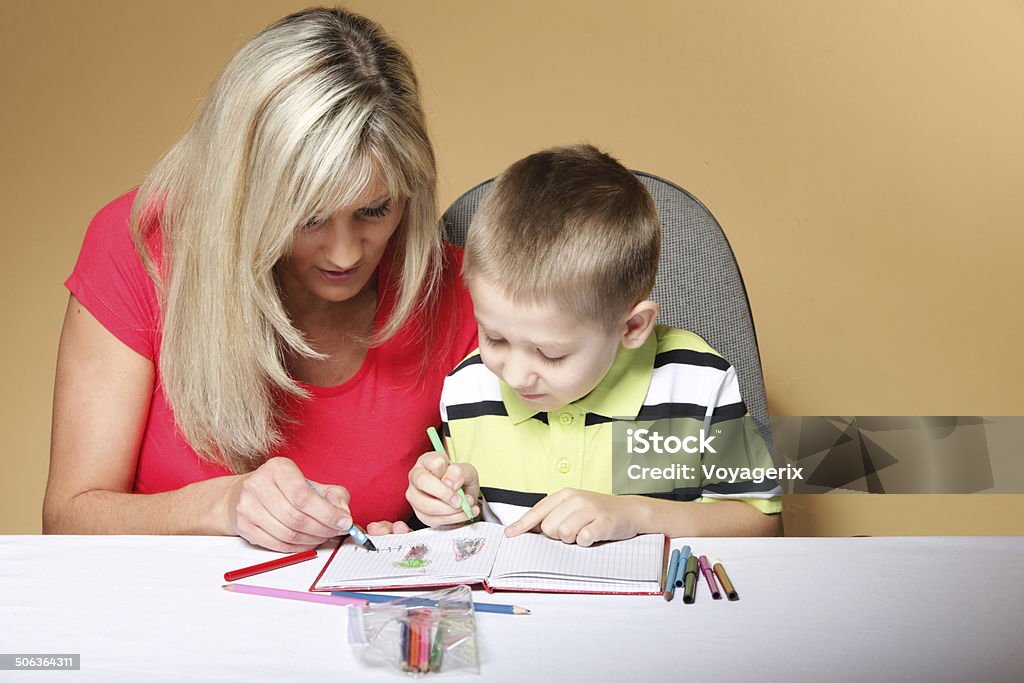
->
<box><xmin>1</xmin><ymin>535</ymin><xmax>1021</xmax><ymax>682</ymax></box>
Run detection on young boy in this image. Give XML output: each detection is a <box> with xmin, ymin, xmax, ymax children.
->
<box><xmin>407</xmin><ymin>145</ymin><xmax>781</xmax><ymax>544</ymax></box>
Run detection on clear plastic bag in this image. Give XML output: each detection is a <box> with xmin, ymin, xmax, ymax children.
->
<box><xmin>347</xmin><ymin>585</ymin><xmax>479</xmax><ymax>676</ymax></box>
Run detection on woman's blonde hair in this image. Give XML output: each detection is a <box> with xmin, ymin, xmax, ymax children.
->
<box><xmin>131</xmin><ymin>7</ymin><xmax>441</xmax><ymax>472</ymax></box>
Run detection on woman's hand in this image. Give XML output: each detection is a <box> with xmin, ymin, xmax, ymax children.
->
<box><xmin>406</xmin><ymin>451</ymin><xmax>480</xmax><ymax>527</ymax></box>
<box><xmin>226</xmin><ymin>457</ymin><xmax>352</xmax><ymax>552</ymax></box>
<box><xmin>504</xmin><ymin>489</ymin><xmax>646</xmax><ymax>547</ymax></box>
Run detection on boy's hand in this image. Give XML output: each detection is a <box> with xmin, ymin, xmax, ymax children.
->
<box><xmin>504</xmin><ymin>489</ymin><xmax>643</xmax><ymax>547</ymax></box>
<box><xmin>366</xmin><ymin>520</ymin><xmax>412</xmax><ymax>535</ymax></box>
<box><xmin>406</xmin><ymin>451</ymin><xmax>481</xmax><ymax>527</ymax></box>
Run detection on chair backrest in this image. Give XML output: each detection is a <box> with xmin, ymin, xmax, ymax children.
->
<box><xmin>442</xmin><ymin>172</ymin><xmax>771</xmax><ymax>443</ymax></box>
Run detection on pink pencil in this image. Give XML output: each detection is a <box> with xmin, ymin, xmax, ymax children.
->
<box><xmin>223</xmin><ymin>583</ymin><xmax>368</xmax><ymax>607</ymax></box>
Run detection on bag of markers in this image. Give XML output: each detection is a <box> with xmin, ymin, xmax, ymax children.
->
<box><xmin>347</xmin><ymin>585</ymin><xmax>479</xmax><ymax>676</ymax></box>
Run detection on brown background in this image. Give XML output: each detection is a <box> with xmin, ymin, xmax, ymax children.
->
<box><xmin>2</xmin><ymin>0</ymin><xmax>1022</xmax><ymax>535</ymax></box>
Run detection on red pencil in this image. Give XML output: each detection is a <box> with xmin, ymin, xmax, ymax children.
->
<box><xmin>224</xmin><ymin>549</ymin><xmax>318</xmax><ymax>582</ymax></box>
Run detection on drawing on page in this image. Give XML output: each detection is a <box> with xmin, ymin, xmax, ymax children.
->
<box><xmin>453</xmin><ymin>536</ymin><xmax>486</xmax><ymax>561</ymax></box>
<box><xmin>393</xmin><ymin>543</ymin><xmax>431</xmax><ymax>569</ymax></box>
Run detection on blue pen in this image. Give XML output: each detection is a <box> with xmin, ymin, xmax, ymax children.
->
<box><xmin>664</xmin><ymin>549</ymin><xmax>682</xmax><ymax>601</ymax></box>
<box><xmin>674</xmin><ymin>545</ymin><xmax>691</xmax><ymax>588</ymax></box>
<box><xmin>306</xmin><ymin>480</ymin><xmax>377</xmax><ymax>551</ymax></box>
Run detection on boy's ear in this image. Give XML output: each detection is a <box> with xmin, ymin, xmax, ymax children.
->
<box><xmin>620</xmin><ymin>300</ymin><xmax>659</xmax><ymax>349</ymax></box>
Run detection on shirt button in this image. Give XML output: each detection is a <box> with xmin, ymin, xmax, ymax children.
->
<box><xmin>559</xmin><ymin>413</ymin><xmax>574</xmax><ymax>425</ymax></box>
<box><xmin>556</xmin><ymin>459</ymin><xmax>571</xmax><ymax>474</ymax></box>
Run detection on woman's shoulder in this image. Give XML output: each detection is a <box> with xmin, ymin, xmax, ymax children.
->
<box><xmin>66</xmin><ymin>187</ymin><xmax>161</xmax><ymax>360</ymax></box>
<box><xmin>84</xmin><ymin>188</ymin><xmax>141</xmax><ymax>242</ymax></box>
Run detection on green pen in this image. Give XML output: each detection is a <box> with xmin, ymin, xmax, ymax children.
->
<box><xmin>426</xmin><ymin>426</ymin><xmax>474</xmax><ymax>521</ymax></box>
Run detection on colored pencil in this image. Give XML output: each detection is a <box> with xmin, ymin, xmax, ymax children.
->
<box><xmin>408</xmin><ymin>615</ymin><xmax>419</xmax><ymax>671</ymax></box>
<box><xmin>330</xmin><ymin>590</ymin><xmax>530</xmax><ymax>615</ymax></box>
<box><xmin>223</xmin><ymin>583</ymin><xmax>367</xmax><ymax>607</ymax></box>
<box><xmin>663</xmin><ymin>549</ymin><xmax>681</xmax><ymax>601</ymax></box>
<box><xmin>429</xmin><ymin>618</ymin><xmax>444</xmax><ymax>672</ymax></box>
<box><xmin>223</xmin><ymin>549</ymin><xmax>317</xmax><ymax>582</ymax></box>
<box><xmin>419</xmin><ymin>616</ymin><xmax>429</xmax><ymax>672</ymax></box>
<box><xmin>427</xmin><ymin>426</ymin><xmax>474</xmax><ymax>521</ymax></box>
<box><xmin>400</xmin><ymin>620</ymin><xmax>410</xmax><ymax>672</ymax></box>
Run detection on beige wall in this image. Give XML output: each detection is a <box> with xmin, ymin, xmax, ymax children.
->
<box><xmin>2</xmin><ymin>0</ymin><xmax>1022</xmax><ymax>535</ymax></box>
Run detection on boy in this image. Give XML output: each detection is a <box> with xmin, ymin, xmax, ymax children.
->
<box><xmin>408</xmin><ymin>145</ymin><xmax>781</xmax><ymax>544</ymax></box>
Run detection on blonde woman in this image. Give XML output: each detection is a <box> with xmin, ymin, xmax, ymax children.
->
<box><xmin>43</xmin><ymin>8</ymin><xmax>479</xmax><ymax>552</ymax></box>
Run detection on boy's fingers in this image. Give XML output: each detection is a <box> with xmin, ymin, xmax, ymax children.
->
<box><xmin>365</xmin><ymin>520</ymin><xmax>414</xmax><ymax>535</ymax></box>
<box><xmin>505</xmin><ymin>490</ymin><xmax>567</xmax><ymax>537</ymax></box>
<box><xmin>550</xmin><ymin>509</ymin><xmax>595</xmax><ymax>545</ymax></box>
<box><xmin>417</xmin><ymin>451</ymin><xmax>450</xmax><ymax>478</ymax></box>
<box><xmin>409</xmin><ymin>465</ymin><xmax>461</xmax><ymax>509</ymax></box>
<box><xmin>441</xmin><ymin>464</ymin><xmax>465</xmax><ymax>491</ymax></box>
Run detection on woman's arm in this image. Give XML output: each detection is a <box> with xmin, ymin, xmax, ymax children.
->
<box><xmin>43</xmin><ymin>296</ymin><xmax>351</xmax><ymax>551</ymax></box>
<box><xmin>44</xmin><ymin>295</ymin><xmax>235</xmax><ymax>535</ymax></box>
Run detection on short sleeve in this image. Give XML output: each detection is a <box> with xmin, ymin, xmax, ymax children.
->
<box><xmin>64</xmin><ymin>190</ymin><xmax>161</xmax><ymax>360</ymax></box>
<box><xmin>697</xmin><ymin>365</ymin><xmax>783</xmax><ymax>514</ymax></box>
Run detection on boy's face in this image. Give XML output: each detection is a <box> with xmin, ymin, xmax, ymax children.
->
<box><xmin>469</xmin><ymin>276</ymin><xmax>624</xmax><ymax>413</ymax></box>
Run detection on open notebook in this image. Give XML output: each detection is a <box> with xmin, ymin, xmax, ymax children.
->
<box><xmin>311</xmin><ymin>522</ymin><xmax>667</xmax><ymax>595</ymax></box>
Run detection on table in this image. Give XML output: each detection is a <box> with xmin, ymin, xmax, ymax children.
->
<box><xmin>1</xmin><ymin>535</ymin><xmax>1021</xmax><ymax>682</ymax></box>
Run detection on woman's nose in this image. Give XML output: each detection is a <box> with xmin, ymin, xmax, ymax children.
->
<box><xmin>322</xmin><ymin>218</ymin><xmax>362</xmax><ymax>268</ymax></box>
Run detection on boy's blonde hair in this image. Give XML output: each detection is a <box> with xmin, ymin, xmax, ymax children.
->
<box><xmin>131</xmin><ymin>8</ymin><xmax>441</xmax><ymax>472</ymax></box>
<box><xmin>464</xmin><ymin>144</ymin><xmax>660</xmax><ymax>329</ymax></box>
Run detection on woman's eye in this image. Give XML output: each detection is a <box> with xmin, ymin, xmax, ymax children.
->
<box><xmin>303</xmin><ymin>215</ymin><xmax>323</xmax><ymax>229</ymax></box>
<box><xmin>359</xmin><ymin>199</ymin><xmax>392</xmax><ymax>219</ymax></box>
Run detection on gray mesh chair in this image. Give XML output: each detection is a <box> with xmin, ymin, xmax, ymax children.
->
<box><xmin>442</xmin><ymin>172</ymin><xmax>772</xmax><ymax>446</ymax></box>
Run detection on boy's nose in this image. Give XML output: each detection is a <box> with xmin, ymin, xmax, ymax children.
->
<box><xmin>503</xmin><ymin>359</ymin><xmax>538</xmax><ymax>393</ymax></box>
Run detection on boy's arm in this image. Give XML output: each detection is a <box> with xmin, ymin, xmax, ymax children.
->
<box><xmin>634</xmin><ymin>496</ymin><xmax>781</xmax><ymax>537</ymax></box>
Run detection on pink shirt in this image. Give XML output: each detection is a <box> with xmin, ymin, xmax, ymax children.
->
<box><xmin>65</xmin><ymin>191</ymin><xmax>478</xmax><ymax>525</ymax></box>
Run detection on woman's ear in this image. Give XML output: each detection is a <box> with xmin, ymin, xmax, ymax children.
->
<box><xmin>621</xmin><ymin>300</ymin><xmax>659</xmax><ymax>349</ymax></box>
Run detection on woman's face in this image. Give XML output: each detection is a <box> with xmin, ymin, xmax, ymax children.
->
<box><xmin>276</xmin><ymin>178</ymin><xmax>406</xmax><ymax>307</ymax></box>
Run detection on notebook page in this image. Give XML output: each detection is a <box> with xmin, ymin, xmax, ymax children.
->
<box><xmin>487</xmin><ymin>533</ymin><xmax>663</xmax><ymax>593</ymax></box>
<box><xmin>314</xmin><ymin>522</ymin><xmax>506</xmax><ymax>589</ymax></box>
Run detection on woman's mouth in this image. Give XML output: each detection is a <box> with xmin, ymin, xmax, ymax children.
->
<box><xmin>317</xmin><ymin>266</ymin><xmax>358</xmax><ymax>283</ymax></box>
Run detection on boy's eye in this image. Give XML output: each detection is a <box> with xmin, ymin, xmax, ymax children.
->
<box><xmin>359</xmin><ymin>199</ymin><xmax>393</xmax><ymax>219</ymax></box>
<box><xmin>539</xmin><ymin>350</ymin><xmax>567</xmax><ymax>364</ymax></box>
<box><xmin>483</xmin><ymin>335</ymin><xmax>505</xmax><ymax>346</ymax></box>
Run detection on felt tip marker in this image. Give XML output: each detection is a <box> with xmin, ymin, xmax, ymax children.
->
<box><xmin>305</xmin><ymin>479</ymin><xmax>377</xmax><ymax>551</ymax></box>
<box><xmin>674</xmin><ymin>545</ymin><xmax>691</xmax><ymax>588</ymax></box>
<box><xmin>682</xmin><ymin>555</ymin><xmax>699</xmax><ymax>604</ymax></box>
<box><xmin>698</xmin><ymin>555</ymin><xmax>722</xmax><ymax>599</ymax></box>
<box><xmin>708</xmin><ymin>554</ymin><xmax>739</xmax><ymax>601</ymax></box>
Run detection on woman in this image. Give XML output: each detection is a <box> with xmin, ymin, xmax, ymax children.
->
<box><xmin>43</xmin><ymin>8</ymin><xmax>479</xmax><ymax>551</ymax></box>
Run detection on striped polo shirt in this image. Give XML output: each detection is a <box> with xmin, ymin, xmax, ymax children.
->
<box><xmin>440</xmin><ymin>325</ymin><xmax>782</xmax><ymax>526</ymax></box>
